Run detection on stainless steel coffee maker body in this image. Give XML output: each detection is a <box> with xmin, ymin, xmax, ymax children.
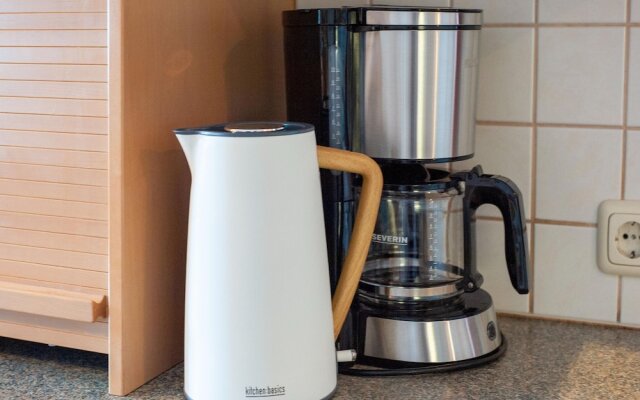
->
<box><xmin>283</xmin><ymin>5</ymin><xmax>530</xmax><ymax>372</ymax></box>
<box><xmin>350</xmin><ymin>9</ymin><xmax>481</xmax><ymax>161</ymax></box>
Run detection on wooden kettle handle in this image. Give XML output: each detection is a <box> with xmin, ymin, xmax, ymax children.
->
<box><xmin>316</xmin><ymin>146</ymin><xmax>383</xmax><ymax>339</ymax></box>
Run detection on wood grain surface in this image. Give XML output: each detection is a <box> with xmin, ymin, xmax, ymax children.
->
<box><xmin>0</xmin><ymin>0</ymin><xmax>109</xmax><ymax>357</ymax></box>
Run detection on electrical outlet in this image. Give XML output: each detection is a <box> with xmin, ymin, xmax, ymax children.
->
<box><xmin>597</xmin><ymin>200</ymin><xmax>640</xmax><ymax>276</ymax></box>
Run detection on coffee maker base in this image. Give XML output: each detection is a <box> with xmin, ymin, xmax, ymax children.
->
<box><xmin>353</xmin><ymin>290</ymin><xmax>505</xmax><ymax>370</ymax></box>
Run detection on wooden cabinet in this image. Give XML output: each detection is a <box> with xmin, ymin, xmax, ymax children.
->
<box><xmin>0</xmin><ymin>0</ymin><xmax>291</xmax><ymax>395</ymax></box>
<box><xmin>0</xmin><ymin>0</ymin><xmax>109</xmax><ymax>354</ymax></box>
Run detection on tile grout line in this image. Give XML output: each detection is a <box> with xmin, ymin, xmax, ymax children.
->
<box><xmin>617</xmin><ymin>277</ymin><xmax>624</xmax><ymax>323</ymax></box>
<box><xmin>477</xmin><ymin>120</ymin><xmax>635</xmax><ymax>130</ymax></box>
<box><xmin>616</xmin><ymin>0</ymin><xmax>632</xmax><ymax>324</ymax></box>
<box><xmin>534</xmin><ymin>219</ymin><xmax>597</xmax><ymax>228</ymax></box>
<box><xmin>528</xmin><ymin>0</ymin><xmax>540</xmax><ymax>316</ymax></box>
<box><xmin>477</xmin><ymin>120</ymin><xmax>533</xmax><ymax>127</ymax></box>
<box><xmin>480</xmin><ymin>121</ymin><xmax>640</xmax><ymax>130</ymax></box>
<box><xmin>537</xmin><ymin>122</ymin><xmax>624</xmax><ymax>130</ymax></box>
<box><xmin>622</xmin><ymin>0</ymin><xmax>631</xmax><ymax>202</ymax></box>
<box><xmin>477</xmin><ymin>216</ymin><xmax>597</xmax><ymax>228</ymax></box>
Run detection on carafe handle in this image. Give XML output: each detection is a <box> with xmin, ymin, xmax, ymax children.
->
<box><xmin>455</xmin><ymin>166</ymin><xmax>530</xmax><ymax>294</ymax></box>
<box><xmin>317</xmin><ymin>146</ymin><xmax>383</xmax><ymax>339</ymax></box>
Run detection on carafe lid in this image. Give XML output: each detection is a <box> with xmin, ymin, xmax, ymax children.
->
<box><xmin>174</xmin><ymin>121</ymin><xmax>314</xmax><ymax>137</ymax></box>
<box><xmin>357</xmin><ymin>163</ymin><xmax>460</xmax><ymax>191</ymax></box>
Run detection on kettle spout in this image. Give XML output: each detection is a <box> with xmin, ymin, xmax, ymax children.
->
<box><xmin>175</xmin><ymin>132</ymin><xmax>199</xmax><ymax>172</ymax></box>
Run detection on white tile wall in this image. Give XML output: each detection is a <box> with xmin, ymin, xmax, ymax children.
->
<box><xmin>631</xmin><ymin>0</ymin><xmax>640</xmax><ymax>21</ymax></box>
<box><xmin>451</xmin><ymin>0</ymin><xmax>534</xmax><ymax>23</ymax></box>
<box><xmin>628</xmin><ymin>29</ymin><xmax>640</xmax><ymax>127</ymax></box>
<box><xmin>468</xmin><ymin>3</ymin><xmax>637</xmax><ymax>327</ymax></box>
<box><xmin>457</xmin><ymin>125</ymin><xmax>533</xmax><ymax>218</ymax></box>
<box><xmin>536</xmin><ymin>127</ymin><xmax>622</xmax><ymax>223</ymax></box>
<box><xmin>538</xmin><ymin>0</ymin><xmax>626</xmax><ymax>23</ymax></box>
<box><xmin>476</xmin><ymin>220</ymin><xmax>530</xmax><ymax>313</ymax></box>
<box><xmin>621</xmin><ymin>277</ymin><xmax>640</xmax><ymax>325</ymax></box>
<box><xmin>537</xmin><ymin>28</ymin><xmax>625</xmax><ymax>125</ymax></box>
<box><xmin>534</xmin><ymin>225</ymin><xmax>618</xmax><ymax>322</ymax></box>
<box><xmin>476</xmin><ymin>28</ymin><xmax>534</xmax><ymax>122</ymax></box>
<box><xmin>626</xmin><ymin>131</ymin><xmax>640</xmax><ymax>200</ymax></box>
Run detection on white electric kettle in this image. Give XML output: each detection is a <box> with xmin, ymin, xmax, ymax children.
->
<box><xmin>174</xmin><ymin>122</ymin><xmax>382</xmax><ymax>400</ymax></box>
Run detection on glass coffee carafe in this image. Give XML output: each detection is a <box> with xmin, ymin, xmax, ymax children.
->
<box><xmin>356</xmin><ymin>165</ymin><xmax>530</xmax><ymax>306</ymax></box>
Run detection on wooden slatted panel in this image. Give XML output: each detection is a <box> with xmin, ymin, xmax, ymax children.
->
<box><xmin>0</xmin><ymin>81</ymin><xmax>107</xmax><ymax>99</ymax></box>
<box><xmin>0</xmin><ymin>14</ymin><xmax>107</xmax><ymax>30</ymax></box>
<box><xmin>0</xmin><ymin>98</ymin><xmax>107</xmax><ymax>117</ymax></box>
<box><xmin>0</xmin><ymin>113</ymin><xmax>107</xmax><ymax>134</ymax></box>
<box><xmin>0</xmin><ymin>275</ymin><xmax>107</xmax><ymax>297</ymax></box>
<box><xmin>0</xmin><ymin>163</ymin><xmax>107</xmax><ymax>186</ymax></box>
<box><xmin>0</xmin><ymin>195</ymin><xmax>107</xmax><ymax>220</ymax></box>
<box><xmin>0</xmin><ymin>130</ymin><xmax>108</xmax><ymax>151</ymax></box>
<box><xmin>0</xmin><ymin>179</ymin><xmax>107</xmax><ymax>203</ymax></box>
<box><xmin>0</xmin><ymin>0</ymin><xmax>107</xmax><ymax>13</ymax></box>
<box><xmin>0</xmin><ymin>211</ymin><xmax>107</xmax><ymax>237</ymax></box>
<box><xmin>0</xmin><ymin>243</ymin><xmax>107</xmax><ymax>271</ymax></box>
<box><xmin>0</xmin><ymin>1</ymin><xmax>109</xmax><ymax>349</ymax></box>
<box><xmin>0</xmin><ymin>47</ymin><xmax>107</xmax><ymax>64</ymax></box>
<box><xmin>0</xmin><ymin>64</ymin><xmax>107</xmax><ymax>81</ymax></box>
<box><xmin>0</xmin><ymin>259</ymin><xmax>106</xmax><ymax>289</ymax></box>
<box><xmin>0</xmin><ymin>226</ymin><xmax>107</xmax><ymax>254</ymax></box>
<box><xmin>0</xmin><ymin>147</ymin><xmax>107</xmax><ymax>169</ymax></box>
<box><xmin>0</xmin><ymin>31</ymin><xmax>106</xmax><ymax>47</ymax></box>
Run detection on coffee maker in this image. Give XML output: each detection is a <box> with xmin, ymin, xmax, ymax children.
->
<box><xmin>283</xmin><ymin>6</ymin><xmax>530</xmax><ymax>372</ymax></box>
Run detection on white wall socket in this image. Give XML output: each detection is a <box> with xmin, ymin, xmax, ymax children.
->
<box><xmin>597</xmin><ymin>200</ymin><xmax>640</xmax><ymax>277</ymax></box>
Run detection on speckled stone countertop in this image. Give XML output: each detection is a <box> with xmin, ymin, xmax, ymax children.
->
<box><xmin>0</xmin><ymin>316</ymin><xmax>638</xmax><ymax>399</ymax></box>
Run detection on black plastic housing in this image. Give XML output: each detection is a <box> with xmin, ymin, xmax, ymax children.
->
<box><xmin>452</xmin><ymin>166</ymin><xmax>530</xmax><ymax>294</ymax></box>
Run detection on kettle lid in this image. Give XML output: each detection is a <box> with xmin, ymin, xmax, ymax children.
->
<box><xmin>174</xmin><ymin>121</ymin><xmax>314</xmax><ymax>137</ymax></box>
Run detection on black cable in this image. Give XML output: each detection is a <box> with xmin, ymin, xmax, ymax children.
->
<box><xmin>338</xmin><ymin>332</ymin><xmax>508</xmax><ymax>377</ymax></box>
